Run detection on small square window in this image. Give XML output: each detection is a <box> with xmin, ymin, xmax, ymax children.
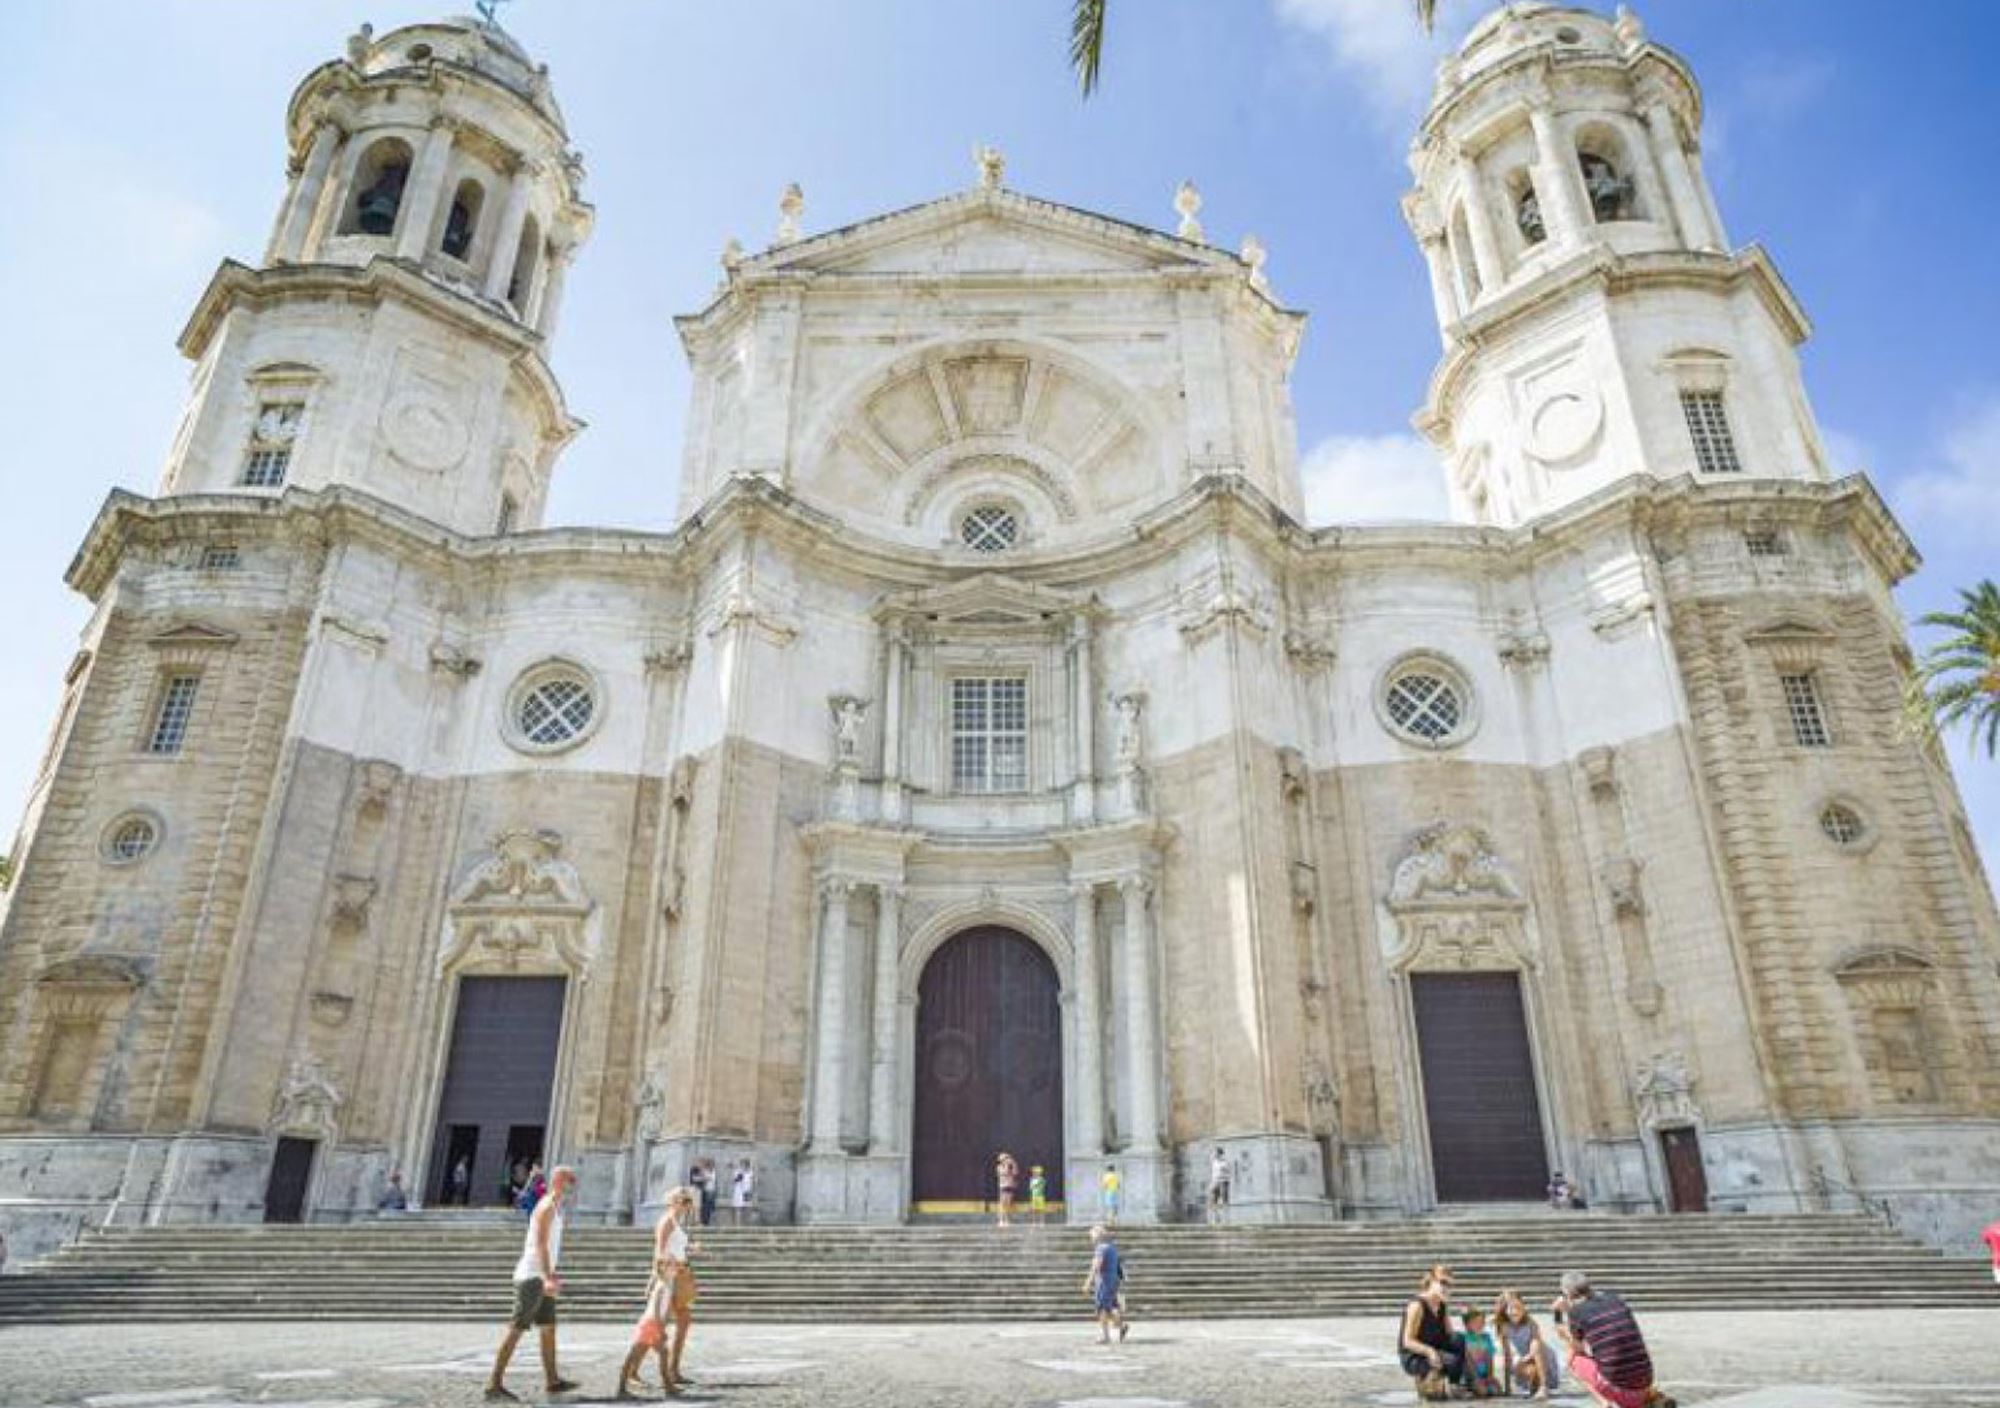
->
<box><xmin>1779</xmin><ymin>672</ymin><xmax>1832</xmax><ymax>748</ymax></box>
<box><xmin>1744</xmin><ymin>530</ymin><xmax>1786</xmax><ymax>558</ymax></box>
<box><xmin>199</xmin><ymin>545</ymin><xmax>241</xmax><ymax>571</ymax></box>
<box><xmin>146</xmin><ymin>674</ymin><xmax>201</xmax><ymax>755</ymax></box>
<box><xmin>1681</xmin><ymin>390</ymin><xmax>1742</xmax><ymax>474</ymax></box>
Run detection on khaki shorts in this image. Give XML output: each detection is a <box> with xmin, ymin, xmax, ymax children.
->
<box><xmin>511</xmin><ymin>1276</ymin><xmax>558</xmax><ymax>1330</ymax></box>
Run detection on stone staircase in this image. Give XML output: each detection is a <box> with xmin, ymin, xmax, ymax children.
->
<box><xmin>0</xmin><ymin>1213</ymin><xmax>1988</xmax><ymax>1324</ymax></box>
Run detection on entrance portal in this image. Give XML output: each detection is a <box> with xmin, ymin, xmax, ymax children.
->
<box><xmin>1411</xmin><ymin>971</ymin><xmax>1550</xmax><ymax>1202</ymax></box>
<box><xmin>911</xmin><ymin>927</ymin><xmax>1063</xmax><ymax>1211</ymax></box>
<box><xmin>1660</xmin><ymin>1126</ymin><xmax>1708</xmax><ymax>1212</ymax></box>
<box><xmin>264</xmin><ymin>1136</ymin><xmax>316</xmax><ymax>1223</ymax></box>
<box><xmin>430</xmin><ymin>975</ymin><xmax>565</xmax><ymax>1206</ymax></box>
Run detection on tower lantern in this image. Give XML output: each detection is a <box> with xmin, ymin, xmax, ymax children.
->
<box><xmin>1404</xmin><ymin>3</ymin><xmax>1832</xmax><ymax>527</ymax></box>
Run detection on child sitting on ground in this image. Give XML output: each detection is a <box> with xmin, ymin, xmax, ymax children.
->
<box><xmin>1460</xmin><ymin>1305</ymin><xmax>1499</xmax><ymax>1398</ymax></box>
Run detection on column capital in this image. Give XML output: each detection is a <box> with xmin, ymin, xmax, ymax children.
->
<box><xmin>818</xmin><ymin>875</ymin><xmax>859</xmax><ymax>904</ymax></box>
<box><xmin>1069</xmin><ymin>878</ymin><xmax>1099</xmax><ymax>903</ymax></box>
<box><xmin>1117</xmin><ymin>873</ymin><xmax>1154</xmax><ymax>901</ymax></box>
<box><xmin>874</xmin><ymin>881</ymin><xmax>906</xmax><ymax>906</ymax></box>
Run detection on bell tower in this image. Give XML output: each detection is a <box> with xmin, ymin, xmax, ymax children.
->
<box><xmin>157</xmin><ymin>15</ymin><xmax>593</xmax><ymax>536</ymax></box>
<box><xmin>1404</xmin><ymin>3</ymin><xmax>1835</xmax><ymax>527</ymax></box>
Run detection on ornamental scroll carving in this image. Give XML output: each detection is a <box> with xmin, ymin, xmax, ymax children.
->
<box><xmin>1632</xmin><ymin>1050</ymin><xmax>1699</xmax><ymax>1130</ymax></box>
<box><xmin>270</xmin><ymin>1055</ymin><xmax>343</xmax><ymax>1139</ymax></box>
<box><xmin>1383</xmin><ymin>822</ymin><xmax>1531</xmax><ymax>973</ymax></box>
<box><xmin>439</xmin><ymin>829</ymin><xmax>597</xmax><ymax>978</ymax></box>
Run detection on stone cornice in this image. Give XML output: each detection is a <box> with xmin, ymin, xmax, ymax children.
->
<box><xmin>285</xmin><ymin>55</ymin><xmax>576</xmax><ymax>169</ymax></box>
<box><xmin>1417</xmin><ymin>245</ymin><xmax>1809</xmax><ymax>438</ymax></box>
<box><xmin>177</xmin><ymin>259</ymin><xmax>580</xmax><ymax>446</ymax></box>
<box><xmin>63</xmin><ymin>470</ymin><xmax>1919</xmax><ymax>620</ymax></box>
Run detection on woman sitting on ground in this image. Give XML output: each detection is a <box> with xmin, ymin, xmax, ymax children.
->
<box><xmin>1495</xmin><ymin>1288</ymin><xmax>1559</xmax><ymax>1400</ymax></box>
<box><xmin>1398</xmin><ymin>1263</ymin><xmax>1465</xmax><ymax>1398</ymax></box>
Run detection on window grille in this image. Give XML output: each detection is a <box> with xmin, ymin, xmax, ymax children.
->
<box><xmin>147</xmin><ymin>674</ymin><xmax>201</xmax><ymax>755</ymax></box>
<box><xmin>107</xmin><ymin>815</ymin><xmax>159</xmax><ymax>862</ymax></box>
<box><xmin>241</xmin><ymin>400</ymin><xmax>304</xmax><ymax>488</ymax></box>
<box><xmin>199</xmin><ymin>545</ymin><xmax>242</xmax><ymax>571</ymax></box>
<box><xmin>950</xmin><ymin>676</ymin><xmax>1028</xmax><ymax>793</ymax></box>
<box><xmin>1780</xmin><ymin>672</ymin><xmax>1832</xmax><ymax>747</ymax></box>
<box><xmin>516</xmin><ymin>675</ymin><xmax>595</xmax><ymax>748</ymax></box>
<box><xmin>1819</xmin><ymin>802</ymin><xmax>1865</xmax><ymax>846</ymax></box>
<box><xmin>1744</xmin><ymin>530</ymin><xmax>1786</xmax><ymax>558</ymax></box>
<box><xmin>959</xmin><ymin>505</ymin><xmax>1020</xmax><ymax>553</ymax></box>
<box><xmin>1383</xmin><ymin>670</ymin><xmax>1464</xmax><ymax>744</ymax></box>
<box><xmin>1681</xmin><ymin>390</ymin><xmax>1742</xmax><ymax>474</ymax></box>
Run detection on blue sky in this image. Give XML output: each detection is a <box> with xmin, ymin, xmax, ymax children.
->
<box><xmin>0</xmin><ymin>0</ymin><xmax>1995</xmax><ymax>869</ymax></box>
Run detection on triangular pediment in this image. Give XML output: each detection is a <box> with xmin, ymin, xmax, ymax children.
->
<box><xmin>876</xmin><ymin>571</ymin><xmax>1094</xmax><ymax>626</ymax></box>
<box><xmin>145</xmin><ymin>622</ymin><xmax>239</xmax><ymax>650</ymax></box>
<box><xmin>748</xmin><ymin>188</ymin><xmax>1236</xmax><ymax>281</ymax></box>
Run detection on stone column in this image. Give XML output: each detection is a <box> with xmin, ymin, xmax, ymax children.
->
<box><xmin>394</xmin><ymin>119</ymin><xmax>456</xmax><ymax>261</ymax></box>
<box><xmin>534</xmin><ymin>243</ymin><xmax>573</xmax><ymax>339</ymax></box>
<box><xmin>1119</xmin><ymin>875</ymin><xmax>1161</xmax><ymax>1153</ymax></box>
<box><xmin>1452</xmin><ymin>151</ymin><xmax>1505</xmax><ymax>297</ymax></box>
<box><xmin>1526</xmin><ymin>103</ymin><xmax>1590</xmax><ymax>247</ymax></box>
<box><xmin>1071</xmin><ymin>881</ymin><xmax>1105</xmax><ymax>1153</ymax></box>
<box><xmin>1070</xmin><ymin>614</ymin><xmax>1096</xmax><ymax>823</ymax></box>
<box><xmin>483</xmin><ymin>162</ymin><xmax>537</xmax><ymax>302</ymax></box>
<box><xmin>868</xmin><ymin>884</ymin><xmax>903</xmax><ymax>1151</ymax></box>
<box><xmin>880</xmin><ymin>626</ymin><xmax>907</xmax><ymax>823</ymax></box>
<box><xmin>1639</xmin><ymin>96</ymin><xmax>1717</xmax><ymax>251</ymax></box>
<box><xmin>1689</xmin><ymin>150</ymin><xmax>1730</xmax><ymax>251</ymax></box>
<box><xmin>1417</xmin><ymin>233</ymin><xmax>1460</xmax><ymax>344</ymax></box>
<box><xmin>269</xmin><ymin>121</ymin><xmax>343</xmax><ymax>263</ymax></box>
<box><xmin>808</xmin><ymin>878</ymin><xmax>854</xmax><ymax>1152</ymax></box>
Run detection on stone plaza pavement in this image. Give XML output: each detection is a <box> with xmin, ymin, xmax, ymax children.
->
<box><xmin>0</xmin><ymin>1310</ymin><xmax>1990</xmax><ymax>1408</ymax></box>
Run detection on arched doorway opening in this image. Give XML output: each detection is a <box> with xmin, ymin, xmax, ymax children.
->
<box><xmin>911</xmin><ymin>926</ymin><xmax>1064</xmax><ymax>1213</ymax></box>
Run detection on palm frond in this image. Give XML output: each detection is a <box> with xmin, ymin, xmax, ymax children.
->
<box><xmin>1070</xmin><ymin>0</ymin><xmax>1107</xmax><ymax>96</ymax></box>
<box><xmin>1415</xmin><ymin>0</ymin><xmax>1439</xmax><ymax>32</ymax></box>
<box><xmin>1909</xmin><ymin>578</ymin><xmax>2000</xmax><ymax>759</ymax></box>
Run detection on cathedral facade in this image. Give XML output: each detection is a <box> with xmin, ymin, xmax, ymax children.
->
<box><xmin>3</xmin><ymin>3</ymin><xmax>1998</xmax><ymax>1264</ymax></box>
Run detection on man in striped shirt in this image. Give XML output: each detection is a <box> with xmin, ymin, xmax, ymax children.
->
<box><xmin>1553</xmin><ymin>1270</ymin><xmax>1675</xmax><ymax>1408</ymax></box>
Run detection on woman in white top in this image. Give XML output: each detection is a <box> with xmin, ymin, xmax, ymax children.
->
<box><xmin>617</xmin><ymin>1185</ymin><xmax>699</xmax><ymax>1399</ymax></box>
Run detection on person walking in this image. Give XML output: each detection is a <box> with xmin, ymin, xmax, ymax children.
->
<box><xmin>1397</xmin><ymin>1264</ymin><xmax>1464</xmax><ymax>1399</ymax></box>
<box><xmin>729</xmin><ymin>1159</ymin><xmax>756</xmax><ymax>1227</ymax></box>
<box><xmin>995</xmin><ymin>1152</ymin><xmax>1020</xmax><ymax>1227</ymax></box>
<box><xmin>1206</xmin><ymin>1148</ymin><xmax>1232</xmax><ymax>1225</ymax></box>
<box><xmin>486</xmin><ymin>1165</ymin><xmax>579</xmax><ymax>1401</ymax></box>
<box><xmin>449</xmin><ymin>1154</ymin><xmax>472</xmax><ymax>1207</ymax></box>
<box><xmin>692</xmin><ymin>1160</ymin><xmax>717</xmax><ymax>1228</ymax></box>
<box><xmin>1552</xmin><ymin>1270</ymin><xmax>1675</xmax><ymax>1408</ymax></box>
<box><xmin>616</xmin><ymin>1185</ymin><xmax>700</xmax><ymax>1399</ymax></box>
<box><xmin>1082</xmin><ymin>1224</ymin><xmax>1129</xmax><ymax>1344</ymax></box>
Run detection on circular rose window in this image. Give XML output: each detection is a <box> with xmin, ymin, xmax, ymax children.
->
<box><xmin>505</xmin><ymin>661</ymin><xmax>603</xmax><ymax>754</ymax></box>
<box><xmin>1375</xmin><ymin>654</ymin><xmax>1478</xmax><ymax>750</ymax></box>
<box><xmin>103</xmin><ymin>812</ymin><xmax>162</xmax><ymax>864</ymax></box>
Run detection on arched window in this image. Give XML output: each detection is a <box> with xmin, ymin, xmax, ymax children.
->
<box><xmin>441</xmin><ymin>179</ymin><xmax>484</xmax><ymax>261</ymax></box>
<box><xmin>1577</xmin><ymin>146</ymin><xmax>1637</xmax><ymax>223</ymax></box>
<box><xmin>507</xmin><ymin>214</ymin><xmax>542</xmax><ymax>310</ymax></box>
<box><xmin>342</xmin><ymin>137</ymin><xmax>413</xmax><ymax>237</ymax></box>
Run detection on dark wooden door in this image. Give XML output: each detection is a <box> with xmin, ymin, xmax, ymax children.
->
<box><xmin>1661</xmin><ymin>1126</ymin><xmax>1708</xmax><ymax>1212</ymax></box>
<box><xmin>264</xmin><ymin>1136</ymin><xmax>317</xmax><ymax>1224</ymax></box>
<box><xmin>912</xmin><ymin>928</ymin><xmax>1064</xmax><ymax>1208</ymax></box>
<box><xmin>1411</xmin><ymin>972</ymin><xmax>1550</xmax><ymax>1202</ymax></box>
<box><xmin>431</xmin><ymin>976</ymin><xmax>566</xmax><ymax>1205</ymax></box>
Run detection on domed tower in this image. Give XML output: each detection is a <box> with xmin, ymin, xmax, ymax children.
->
<box><xmin>159</xmin><ymin>15</ymin><xmax>592</xmax><ymax>536</ymax></box>
<box><xmin>1405</xmin><ymin>3</ymin><xmax>1833</xmax><ymax>526</ymax></box>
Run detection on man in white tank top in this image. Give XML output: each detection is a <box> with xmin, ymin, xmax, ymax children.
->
<box><xmin>486</xmin><ymin>1164</ymin><xmax>579</xmax><ymax>1400</ymax></box>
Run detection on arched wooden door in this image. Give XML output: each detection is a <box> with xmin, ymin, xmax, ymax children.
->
<box><xmin>911</xmin><ymin>927</ymin><xmax>1064</xmax><ymax>1211</ymax></box>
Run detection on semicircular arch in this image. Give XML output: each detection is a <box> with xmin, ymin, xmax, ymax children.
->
<box><xmin>900</xmin><ymin>897</ymin><xmax>1072</xmax><ymax>1000</ymax></box>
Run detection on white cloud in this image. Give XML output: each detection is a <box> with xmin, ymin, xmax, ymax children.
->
<box><xmin>1740</xmin><ymin>54</ymin><xmax>1837</xmax><ymax>125</ymax></box>
<box><xmin>1272</xmin><ymin>0</ymin><xmax>1480</xmax><ymax>127</ymax></box>
<box><xmin>1890</xmin><ymin>392</ymin><xmax>2000</xmax><ymax>546</ymax></box>
<box><xmin>1298</xmin><ymin>431</ymin><xmax>1452</xmax><ymax>525</ymax></box>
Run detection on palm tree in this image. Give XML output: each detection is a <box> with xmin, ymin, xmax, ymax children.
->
<box><xmin>1909</xmin><ymin>580</ymin><xmax>2000</xmax><ymax>758</ymax></box>
<box><xmin>1070</xmin><ymin>0</ymin><xmax>1442</xmax><ymax>95</ymax></box>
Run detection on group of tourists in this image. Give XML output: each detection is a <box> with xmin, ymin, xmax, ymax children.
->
<box><xmin>483</xmin><ymin>1167</ymin><xmax>703</xmax><ymax>1402</ymax></box>
<box><xmin>1399</xmin><ymin>1263</ymin><xmax>1675</xmax><ymax>1405</ymax></box>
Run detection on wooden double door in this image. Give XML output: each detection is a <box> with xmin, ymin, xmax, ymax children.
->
<box><xmin>1411</xmin><ymin>972</ymin><xmax>1551</xmax><ymax>1202</ymax></box>
<box><xmin>429</xmin><ymin>976</ymin><xmax>566</xmax><ymax>1206</ymax></box>
<box><xmin>911</xmin><ymin>928</ymin><xmax>1064</xmax><ymax>1210</ymax></box>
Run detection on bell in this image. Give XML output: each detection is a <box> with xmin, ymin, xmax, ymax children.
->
<box><xmin>356</xmin><ymin>168</ymin><xmax>405</xmax><ymax>235</ymax></box>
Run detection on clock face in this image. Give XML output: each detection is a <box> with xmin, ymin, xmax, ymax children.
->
<box><xmin>1526</xmin><ymin>384</ymin><xmax>1604</xmax><ymax>465</ymax></box>
<box><xmin>384</xmin><ymin>389</ymin><xmax>471</xmax><ymax>472</ymax></box>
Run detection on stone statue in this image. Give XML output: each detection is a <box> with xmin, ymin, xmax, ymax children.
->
<box><xmin>1517</xmin><ymin>187</ymin><xmax>1545</xmax><ymax>244</ymax></box>
<box><xmin>1113</xmin><ymin>692</ymin><xmax>1146</xmax><ymax>772</ymax></box>
<box><xmin>974</xmin><ymin>144</ymin><xmax>1006</xmax><ymax>190</ymax></box>
<box><xmin>829</xmin><ymin>695</ymin><xmax>869</xmax><ymax>766</ymax></box>
<box><xmin>1174</xmin><ymin>181</ymin><xmax>1205</xmax><ymax>243</ymax></box>
<box><xmin>776</xmin><ymin>182</ymin><xmax>805</xmax><ymax>245</ymax></box>
<box><xmin>1239</xmin><ymin>234</ymin><xmax>1269</xmax><ymax>291</ymax></box>
<box><xmin>345</xmin><ymin>22</ymin><xmax>373</xmax><ymax>66</ymax></box>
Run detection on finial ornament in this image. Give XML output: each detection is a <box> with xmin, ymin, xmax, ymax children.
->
<box><xmin>473</xmin><ymin>0</ymin><xmax>514</xmax><ymax>30</ymax></box>
<box><xmin>776</xmin><ymin>182</ymin><xmax>805</xmax><ymax>245</ymax></box>
<box><xmin>721</xmin><ymin>237</ymin><xmax>744</xmax><ymax>274</ymax></box>
<box><xmin>345</xmin><ymin>22</ymin><xmax>373</xmax><ymax>65</ymax></box>
<box><xmin>1174</xmin><ymin>180</ymin><xmax>1205</xmax><ymax>243</ymax></box>
<box><xmin>1239</xmin><ymin>234</ymin><xmax>1269</xmax><ymax>291</ymax></box>
<box><xmin>974</xmin><ymin>144</ymin><xmax>1006</xmax><ymax>191</ymax></box>
<box><xmin>1613</xmin><ymin>5</ymin><xmax>1646</xmax><ymax>50</ymax></box>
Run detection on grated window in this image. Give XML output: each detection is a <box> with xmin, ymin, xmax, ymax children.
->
<box><xmin>516</xmin><ymin>675</ymin><xmax>595</xmax><ymax>748</ymax></box>
<box><xmin>950</xmin><ymin>676</ymin><xmax>1028</xmax><ymax>793</ymax></box>
<box><xmin>1819</xmin><ymin>802</ymin><xmax>1865</xmax><ymax>847</ymax></box>
<box><xmin>1384</xmin><ymin>670</ymin><xmax>1465</xmax><ymax>744</ymax></box>
<box><xmin>1681</xmin><ymin>390</ymin><xmax>1742</xmax><ymax>474</ymax></box>
<box><xmin>199</xmin><ymin>545</ymin><xmax>242</xmax><ymax>571</ymax></box>
<box><xmin>240</xmin><ymin>400</ymin><xmax>304</xmax><ymax>488</ymax></box>
<box><xmin>1744</xmin><ymin>530</ymin><xmax>1786</xmax><ymax>558</ymax></box>
<box><xmin>146</xmin><ymin>675</ymin><xmax>200</xmax><ymax>755</ymax></box>
<box><xmin>107</xmin><ymin>815</ymin><xmax>159</xmax><ymax>862</ymax></box>
<box><xmin>958</xmin><ymin>505</ymin><xmax>1020</xmax><ymax>553</ymax></box>
<box><xmin>1780</xmin><ymin>672</ymin><xmax>1832</xmax><ymax>748</ymax></box>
